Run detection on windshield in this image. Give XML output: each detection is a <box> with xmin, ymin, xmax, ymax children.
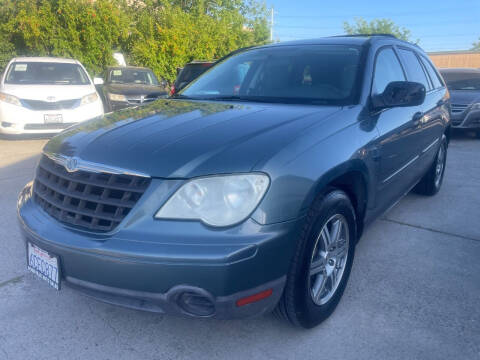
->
<box><xmin>441</xmin><ymin>71</ymin><xmax>480</xmax><ymax>90</ymax></box>
<box><xmin>108</xmin><ymin>68</ymin><xmax>159</xmax><ymax>85</ymax></box>
<box><xmin>180</xmin><ymin>45</ymin><xmax>362</xmax><ymax>105</ymax></box>
<box><xmin>5</xmin><ymin>62</ymin><xmax>90</xmax><ymax>85</ymax></box>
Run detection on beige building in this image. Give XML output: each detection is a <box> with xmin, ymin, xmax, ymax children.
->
<box><xmin>428</xmin><ymin>50</ymin><xmax>480</xmax><ymax>69</ymax></box>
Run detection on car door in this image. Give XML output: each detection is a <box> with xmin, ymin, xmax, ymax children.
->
<box><xmin>396</xmin><ymin>48</ymin><xmax>445</xmax><ymax>169</ymax></box>
<box><xmin>371</xmin><ymin>46</ymin><xmax>425</xmax><ymax>212</ymax></box>
<box><xmin>417</xmin><ymin>54</ymin><xmax>449</xmax><ymax>166</ymax></box>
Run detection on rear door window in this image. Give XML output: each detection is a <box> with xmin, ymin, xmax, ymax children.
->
<box><xmin>420</xmin><ymin>56</ymin><xmax>444</xmax><ymax>89</ymax></box>
<box><xmin>397</xmin><ymin>48</ymin><xmax>431</xmax><ymax>90</ymax></box>
<box><xmin>372</xmin><ymin>47</ymin><xmax>406</xmax><ymax>95</ymax></box>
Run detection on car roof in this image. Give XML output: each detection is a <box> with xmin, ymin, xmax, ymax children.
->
<box><xmin>107</xmin><ymin>66</ymin><xmax>152</xmax><ymax>71</ymax></box>
<box><xmin>264</xmin><ymin>34</ymin><xmax>415</xmax><ymax>48</ymax></box>
<box><xmin>11</xmin><ymin>57</ymin><xmax>79</xmax><ymax>64</ymax></box>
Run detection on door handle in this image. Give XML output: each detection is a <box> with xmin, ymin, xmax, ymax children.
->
<box><xmin>412</xmin><ymin>111</ymin><xmax>423</xmax><ymax>125</ymax></box>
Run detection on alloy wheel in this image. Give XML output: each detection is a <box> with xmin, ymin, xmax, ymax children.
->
<box><xmin>309</xmin><ymin>214</ymin><xmax>350</xmax><ymax>306</ymax></box>
<box><xmin>434</xmin><ymin>144</ymin><xmax>445</xmax><ymax>188</ymax></box>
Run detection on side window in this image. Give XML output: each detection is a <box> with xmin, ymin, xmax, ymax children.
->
<box><xmin>420</xmin><ymin>56</ymin><xmax>443</xmax><ymax>89</ymax></box>
<box><xmin>372</xmin><ymin>47</ymin><xmax>406</xmax><ymax>95</ymax></box>
<box><xmin>397</xmin><ymin>48</ymin><xmax>431</xmax><ymax>90</ymax></box>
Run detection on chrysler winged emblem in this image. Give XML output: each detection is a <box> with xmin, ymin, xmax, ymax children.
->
<box><xmin>65</xmin><ymin>157</ymin><xmax>78</xmax><ymax>172</ymax></box>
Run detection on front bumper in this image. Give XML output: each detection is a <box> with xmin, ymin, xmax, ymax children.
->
<box><xmin>451</xmin><ymin>109</ymin><xmax>480</xmax><ymax>129</ymax></box>
<box><xmin>18</xmin><ymin>181</ymin><xmax>300</xmax><ymax>318</ymax></box>
<box><xmin>0</xmin><ymin>100</ymin><xmax>104</xmax><ymax>135</ymax></box>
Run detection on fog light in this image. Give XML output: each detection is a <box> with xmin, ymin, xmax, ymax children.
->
<box><xmin>177</xmin><ymin>291</ymin><xmax>215</xmax><ymax>317</ymax></box>
<box><xmin>1</xmin><ymin>121</ymin><xmax>13</xmax><ymax>128</ymax></box>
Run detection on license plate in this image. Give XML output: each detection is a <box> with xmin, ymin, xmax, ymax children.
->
<box><xmin>44</xmin><ymin>114</ymin><xmax>63</xmax><ymax>124</ymax></box>
<box><xmin>27</xmin><ymin>242</ymin><xmax>60</xmax><ymax>290</ymax></box>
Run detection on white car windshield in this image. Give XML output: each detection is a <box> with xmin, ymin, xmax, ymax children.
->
<box><xmin>5</xmin><ymin>62</ymin><xmax>91</xmax><ymax>85</ymax></box>
<box><xmin>180</xmin><ymin>45</ymin><xmax>362</xmax><ymax>105</ymax></box>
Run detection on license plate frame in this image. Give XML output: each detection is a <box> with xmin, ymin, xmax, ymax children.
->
<box><xmin>44</xmin><ymin>114</ymin><xmax>63</xmax><ymax>124</ymax></box>
<box><xmin>27</xmin><ymin>242</ymin><xmax>61</xmax><ymax>290</ymax></box>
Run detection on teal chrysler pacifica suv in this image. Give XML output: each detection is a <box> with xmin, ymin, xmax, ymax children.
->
<box><xmin>18</xmin><ymin>35</ymin><xmax>450</xmax><ymax>328</ymax></box>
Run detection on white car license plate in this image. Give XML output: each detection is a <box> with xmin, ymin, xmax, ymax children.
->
<box><xmin>44</xmin><ymin>114</ymin><xmax>63</xmax><ymax>124</ymax></box>
<box><xmin>27</xmin><ymin>242</ymin><xmax>60</xmax><ymax>290</ymax></box>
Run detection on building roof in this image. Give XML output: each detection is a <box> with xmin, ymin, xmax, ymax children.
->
<box><xmin>438</xmin><ymin>67</ymin><xmax>480</xmax><ymax>73</ymax></box>
<box><xmin>428</xmin><ymin>50</ymin><xmax>480</xmax><ymax>56</ymax></box>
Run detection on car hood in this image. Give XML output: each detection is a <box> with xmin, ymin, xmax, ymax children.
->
<box><xmin>449</xmin><ymin>90</ymin><xmax>480</xmax><ymax>105</ymax></box>
<box><xmin>1</xmin><ymin>84</ymin><xmax>96</xmax><ymax>101</ymax></box>
<box><xmin>105</xmin><ymin>84</ymin><xmax>167</xmax><ymax>96</ymax></box>
<box><xmin>44</xmin><ymin>99</ymin><xmax>341</xmax><ymax>178</ymax></box>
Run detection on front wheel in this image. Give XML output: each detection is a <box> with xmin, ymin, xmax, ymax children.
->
<box><xmin>275</xmin><ymin>189</ymin><xmax>356</xmax><ymax>328</ymax></box>
<box><xmin>414</xmin><ymin>134</ymin><xmax>448</xmax><ymax>196</ymax></box>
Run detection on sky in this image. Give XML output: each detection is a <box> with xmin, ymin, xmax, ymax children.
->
<box><xmin>267</xmin><ymin>0</ymin><xmax>480</xmax><ymax>52</ymax></box>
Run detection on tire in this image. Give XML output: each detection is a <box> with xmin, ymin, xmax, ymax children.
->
<box><xmin>274</xmin><ymin>188</ymin><xmax>356</xmax><ymax>328</ymax></box>
<box><xmin>414</xmin><ymin>134</ymin><xmax>447</xmax><ymax>196</ymax></box>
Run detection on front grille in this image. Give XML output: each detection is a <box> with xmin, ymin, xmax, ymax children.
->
<box><xmin>21</xmin><ymin>99</ymin><xmax>80</xmax><ymax>111</ymax></box>
<box><xmin>33</xmin><ymin>155</ymin><xmax>151</xmax><ymax>232</ymax></box>
<box><xmin>126</xmin><ymin>95</ymin><xmax>159</xmax><ymax>105</ymax></box>
<box><xmin>24</xmin><ymin>123</ymin><xmax>76</xmax><ymax>130</ymax></box>
<box><xmin>451</xmin><ymin>104</ymin><xmax>469</xmax><ymax>114</ymax></box>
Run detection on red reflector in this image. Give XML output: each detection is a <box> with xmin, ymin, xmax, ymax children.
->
<box><xmin>236</xmin><ymin>289</ymin><xmax>273</xmax><ymax>307</ymax></box>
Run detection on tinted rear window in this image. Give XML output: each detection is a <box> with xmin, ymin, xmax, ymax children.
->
<box><xmin>5</xmin><ymin>62</ymin><xmax>90</xmax><ymax>85</ymax></box>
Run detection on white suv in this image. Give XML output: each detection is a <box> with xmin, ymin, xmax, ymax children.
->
<box><xmin>0</xmin><ymin>57</ymin><xmax>104</xmax><ymax>135</ymax></box>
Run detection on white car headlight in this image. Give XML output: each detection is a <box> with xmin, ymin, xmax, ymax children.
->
<box><xmin>80</xmin><ymin>92</ymin><xmax>99</xmax><ymax>106</ymax></box>
<box><xmin>0</xmin><ymin>92</ymin><xmax>21</xmax><ymax>106</ymax></box>
<box><xmin>108</xmin><ymin>93</ymin><xmax>127</xmax><ymax>102</ymax></box>
<box><xmin>155</xmin><ymin>174</ymin><xmax>270</xmax><ymax>227</ymax></box>
<box><xmin>471</xmin><ymin>103</ymin><xmax>480</xmax><ymax>110</ymax></box>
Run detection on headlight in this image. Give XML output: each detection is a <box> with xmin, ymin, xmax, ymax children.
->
<box><xmin>0</xmin><ymin>92</ymin><xmax>21</xmax><ymax>106</ymax></box>
<box><xmin>80</xmin><ymin>92</ymin><xmax>99</xmax><ymax>106</ymax></box>
<box><xmin>471</xmin><ymin>103</ymin><xmax>480</xmax><ymax>110</ymax></box>
<box><xmin>155</xmin><ymin>174</ymin><xmax>270</xmax><ymax>227</ymax></box>
<box><xmin>108</xmin><ymin>93</ymin><xmax>127</xmax><ymax>102</ymax></box>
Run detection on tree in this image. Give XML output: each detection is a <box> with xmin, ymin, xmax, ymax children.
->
<box><xmin>0</xmin><ymin>0</ymin><xmax>269</xmax><ymax>80</ymax></box>
<box><xmin>343</xmin><ymin>17</ymin><xmax>414</xmax><ymax>42</ymax></box>
<box><xmin>472</xmin><ymin>39</ymin><xmax>480</xmax><ymax>51</ymax></box>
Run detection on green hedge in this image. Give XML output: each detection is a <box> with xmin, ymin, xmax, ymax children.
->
<box><xmin>0</xmin><ymin>0</ymin><xmax>269</xmax><ymax>82</ymax></box>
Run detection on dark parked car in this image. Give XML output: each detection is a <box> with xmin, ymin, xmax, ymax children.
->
<box><xmin>18</xmin><ymin>35</ymin><xmax>450</xmax><ymax>328</ymax></box>
<box><xmin>440</xmin><ymin>68</ymin><xmax>480</xmax><ymax>137</ymax></box>
<box><xmin>96</xmin><ymin>66</ymin><xmax>168</xmax><ymax>112</ymax></box>
<box><xmin>170</xmin><ymin>61</ymin><xmax>214</xmax><ymax>95</ymax></box>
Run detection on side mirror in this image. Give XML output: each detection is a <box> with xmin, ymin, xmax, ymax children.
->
<box><xmin>93</xmin><ymin>77</ymin><xmax>104</xmax><ymax>85</ymax></box>
<box><xmin>372</xmin><ymin>81</ymin><xmax>426</xmax><ymax>110</ymax></box>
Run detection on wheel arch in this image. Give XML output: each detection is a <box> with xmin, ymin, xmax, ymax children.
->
<box><xmin>304</xmin><ymin>160</ymin><xmax>370</xmax><ymax>240</ymax></box>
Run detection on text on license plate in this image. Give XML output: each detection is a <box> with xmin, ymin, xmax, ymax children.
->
<box><xmin>27</xmin><ymin>242</ymin><xmax>60</xmax><ymax>290</ymax></box>
<box><xmin>44</xmin><ymin>114</ymin><xmax>63</xmax><ymax>124</ymax></box>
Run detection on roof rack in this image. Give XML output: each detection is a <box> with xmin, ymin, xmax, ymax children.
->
<box><xmin>331</xmin><ymin>34</ymin><xmax>397</xmax><ymax>38</ymax></box>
